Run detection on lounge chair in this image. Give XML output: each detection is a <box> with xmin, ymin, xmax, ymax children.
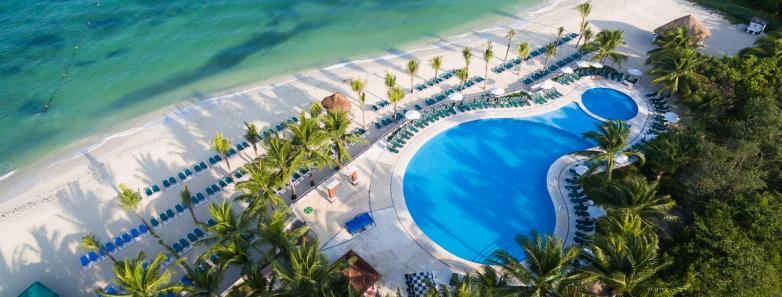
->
<box><xmin>175</xmin><ymin>204</ymin><xmax>186</xmax><ymax>216</ymax></box>
<box><xmin>187</xmin><ymin>233</ymin><xmax>198</xmax><ymax>243</ymax></box>
<box><xmin>194</xmin><ymin>228</ymin><xmax>206</xmax><ymax>238</ymax></box>
<box><xmin>346</xmin><ymin>212</ymin><xmax>375</xmax><ymax>235</ymax></box>
<box><xmin>139</xmin><ymin>224</ymin><xmax>149</xmax><ymax>236</ymax></box>
<box><xmin>80</xmin><ymin>255</ymin><xmax>91</xmax><ymax>270</ymax></box>
<box><xmin>130</xmin><ymin>228</ymin><xmax>141</xmax><ymax>239</ymax></box>
<box><xmin>165</xmin><ymin>209</ymin><xmax>176</xmax><ymax>220</ymax></box>
<box><xmin>150</xmin><ymin>217</ymin><xmax>161</xmax><ymax>230</ymax></box>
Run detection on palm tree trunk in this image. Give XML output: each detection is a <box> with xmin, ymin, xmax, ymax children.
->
<box><xmin>410</xmin><ymin>75</ymin><xmax>414</xmax><ymax>93</ymax></box>
<box><xmin>517</xmin><ymin>60</ymin><xmax>523</xmax><ymax>75</ymax></box>
<box><xmin>393</xmin><ymin>104</ymin><xmax>398</xmax><ymax>120</ymax></box>
<box><xmin>252</xmin><ymin>144</ymin><xmax>258</xmax><ymax>159</ymax></box>
<box><xmin>189</xmin><ymin>208</ymin><xmax>200</xmax><ymax>225</ymax></box>
<box><xmin>309</xmin><ymin>167</ymin><xmax>315</xmax><ymax>186</ymax></box>
<box><xmin>361</xmin><ymin>108</ymin><xmax>366</xmax><ymax>129</ymax></box>
<box><xmin>484</xmin><ymin>63</ymin><xmax>489</xmax><ymax>90</ymax></box>
<box><xmin>606</xmin><ymin>159</ymin><xmax>614</xmax><ymax>182</ymax></box>
<box><xmin>289</xmin><ymin>181</ymin><xmax>297</xmax><ymax>199</ymax></box>
<box><xmin>434</xmin><ymin>68</ymin><xmax>439</xmax><ymax>80</ymax></box>
<box><xmin>224</xmin><ymin>157</ymin><xmax>231</xmax><ymax>172</ymax></box>
<box><xmin>504</xmin><ymin>42</ymin><xmax>511</xmax><ymax>61</ymax></box>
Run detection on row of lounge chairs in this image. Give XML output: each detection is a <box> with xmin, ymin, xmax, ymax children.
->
<box><xmin>142</xmin><ymin>114</ymin><xmax>299</xmax><ymax>198</ymax></box>
<box><xmin>373</xmin><ymin>77</ymin><xmax>485</xmax><ymax>130</ymax></box>
<box><xmin>628</xmin><ymin>93</ymin><xmax>674</xmax><ymax>151</ymax></box>
<box><xmin>171</xmin><ymin>226</ymin><xmax>208</xmax><ymax>256</ymax></box>
<box><xmin>79</xmin><ymin>222</ymin><xmax>152</xmax><ymax>270</ymax></box>
<box><xmin>493</xmin><ymin>32</ymin><xmax>579</xmax><ymax>74</ymax></box>
<box><xmin>530</xmin><ymin>88</ymin><xmax>563</xmax><ymax>104</ymax></box>
<box><xmin>564</xmin><ymin>169</ymin><xmax>596</xmax><ymax>246</ymax></box>
<box><xmin>522</xmin><ymin>51</ymin><xmax>585</xmax><ymax>85</ymax></box>
<box><xmin>386</xmin><ymin>92</ymin><xmax>544</xmax><ymax>153</ymax></box>
<box><xmin>370</xmin><ymin>100</ymin><xmax>391</xmax><ymax>111</ymax></box>
<box><xmin>415</xmin><ymin>69</ymin><xmax>456</xmax><ymax>91</ymax></box>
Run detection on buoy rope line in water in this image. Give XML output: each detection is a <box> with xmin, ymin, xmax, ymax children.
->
<box><xmin>43</xmin><ymin>1</ymin><xmax>103</xmax><ymax>113</ymax></box>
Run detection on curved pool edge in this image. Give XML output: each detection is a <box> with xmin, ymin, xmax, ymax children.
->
<box><xmin>376</xmin><ymin>79</ymin><xmax>654</xmax><ymax>270</ymax></box>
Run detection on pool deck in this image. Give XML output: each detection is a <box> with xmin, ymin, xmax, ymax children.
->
<box><xmin>290</xmin><ymin>78</ymin><xmax>655</xmax><ymax>294</ymax></box>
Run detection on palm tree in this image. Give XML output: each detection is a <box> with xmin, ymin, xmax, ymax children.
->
<box><xmin>289</xmin><ymin>111</ymin><xmax>331</xmax><ymax>186</ymax></box>
<box><xmin>237</xmin><ymin>259</ymin><xmax>279</xmax><ymax>296</ymax></box>
<box><xmin>575</xmin><ymin>1</ymin><xmax>592</xmax><ymax>47</ymax></box>
<box><xmin>235</xmin><ymin>162</ymin><xmax>286</xmax><ymax>215</ymax></box>
<box><xmin>556</xmin><ymin>26</ymin><xmax>566</xmax><ymax>44</ymax></box>
<box><xmin>577</xmin><ymin>232</ymin><xmax>686</xmax><ymax>296</ymax></box>
<box><xmin>740</xmin><ymin>31</ymin><xmax>782</xmax><ymax>58</ymax></box>
<box><xmin>504</xmin><ymin>29</ymin><xmax>516</xmax><ymax>61</ymax></box>
<box><xmin>323</xmin><ymin>110</ymin><xmax>365</xmax><ymax>167</ymax></box>
<box><xmin>180</xmin><ymin>259</ymin><xmax>225</xmax><ymax>297</ymax></box>
<box><xmin>575</xmin><ymin>22</ymin><xmax>590</xmax><ymax>48</ymax></box>
<box><xmin>646</xmin><ymin>27</ymin><xmax>698</xmax><ymax>68</ymax></box>
<box><xmin>491</xmin><ymin>232</ymin><xmax>580</xmax><ymax>296</ymax></box>
<box><xmin>257</xmin><ymin>209</ymin><xmax>310</xmax><ymax>256</ymax></box>
<box><xmin>180</xmin><ymin>186</ymin><xmax>200</xmax><ymax>225</ymax></box>
<box><xmin>273</xmin><ymin>239</ymin><xmax>351</xmax><ymax>296</ymax></box>
<box><xmin>243</xmin><ymin>122</ymin><xmax>261</xmax><ymax>159</ymax></box>
<box><xmin>599</xmin><ymin>211</ymin><xmax>649</xmax><ymax>237</ymax></box>
<box><xmin>594</xmin><ymin>176</ymin><xmax>677</xmax><ymax>229</ymax></box>
<box><xmin>430</xmin><ymin>56</ymin><xmax>443</xmax><ymax>80</ymax></box>
<box><xmin>81</xmin><ymin>234</ymin><xmax>117</xmax><ymax>264</ymax></box>
<box><xmin>384</xmin><ymin>72</ymin><xmax>397</xmax><ymax>90</ymax></box>
<box><xmin>483</xmin><ymin>42</ymin><xmax>493</xmax><ymax>90</ymax></box>
<box><xmin>516</xmin><ymin>42</ymin><xmax>530</xmax><ymax>75</ymax></box>
<box><xmin>579</xmin><ymin>27</ymin><xmax>594</xmax><ymax>53</ymax></box>
<box><xmin>262</xmin><ymin>135</ymin><xmax>303</xmax><ymax>200</ymax></box>
<box><xmin>387</xmin><ymin>85</ymin><xmax>405</xmax><ymax>120</ymax></box>
<box><xmin>455</xmin><ymin>68</ymin><xmax>469</xmax><ymax>86</ymax></box>
<box><xmin>586</xmin><ymin>30</ymin><xmax>627</xmax><ymax>67</ymax></box>
<box><xmin>201</xmin><ymin>201</ymin><xmax>259</xmax><ymax>267</ymax></box>
<box><xmin>425</xmin><ymin>276</ymin><xmax>485</xmax><ymax>297</ymax></box>
<box><xmin>407</xmin><ymin>60</ymin><xmax>419</xmax><ymax>93</ymax></box>
<box><xmin>96</xmin><ymin>252</ymin><xmax>185</xmax><ymax>297</ymax></box>
<box><xmin>649</xmin><ymin>48</ymin><xmax>705</xmax><ymax>96</ymax></box>
<box><xmin>211</xmin><ymin>132</ymin><xmax>232</xmax><ymax>171</ymax></box>
<box><xmin>116</xmin><ymin>184</ymin><xmax>178</xmax><ymax>256</ymax></box>
<box><xmin>643</xmin><ymin>133</ymin><xmax>689</xmax><ymax>181</ymax></box>
<box><xmin>575</xmin><ymin>120</ymin><xmax>645</xmax><ymax>182</ymax></box>
<box><xmin>349</xmin><ymin>78</ymin><xmax>368</xmax><ymax>128</ymax></box>
<box><xmin>462</xmin><ymin>47</ymin><xmax>472</xmax><ymax>72</ymax></box>
<box><xmin>543</xmin><ymin>43</ymin><xmax>557</xmax><ymax>69</ymax></box>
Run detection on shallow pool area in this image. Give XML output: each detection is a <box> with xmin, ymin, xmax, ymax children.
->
<box><xmin>402</xmin><ymin>103</ymin><xmax>602</xmax><ymax>263</ymax></box>
<box><xmin>581</xmin><ymin>88</ymin><xmax>638</xmax><ymax>120</ymax></box>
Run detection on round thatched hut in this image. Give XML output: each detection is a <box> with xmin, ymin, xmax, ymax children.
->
<box><xmin>321</xmin><ymin>92</ymin><xmax>352</xmax><ymax>113</ymax></box>
<box><xmin>654</xmin><ymin>15</ymin><xmax>711</xmax><ymax>43</ymax></box>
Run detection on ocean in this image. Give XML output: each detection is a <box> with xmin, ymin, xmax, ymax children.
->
<box><xmin>0</xmin><ymin>0</ymin><xmax>547</xmax><ymax>178</ymax></box>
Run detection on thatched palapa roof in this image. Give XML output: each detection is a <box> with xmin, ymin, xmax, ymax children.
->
<box><xmin>654</xmin><ymin>15</ymin><xmax>711</xmax><ymax>42</ymax></box>
<box><xmin>321</xmin><ymin>92</ymin><xmax>351</xmax><ymax>113</ymax></box>
<box><xmin>338</xmin><ymin>250</ymin><xmax>381</xmax><ymax>294</ymax></box>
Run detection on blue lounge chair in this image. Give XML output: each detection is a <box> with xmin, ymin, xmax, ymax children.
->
<box><xmin>178</xmin><ymin>172</ymin><xmax>187</xmax><ymax>181</ymax></box>
<box><xmin>175</xmin><ymin>204</ymin><xmax>185</xmax><ymax>215</ymax></box>
<box><xmin>180</xmin><ymin>276</ymin><xmax>193</xmax><ymax>286</ymax></box>
<box><xmin>88</xmin><ymin>251</ymin><xmax>98</xmax><ymax>262</ymax></box>
<box><xmin>345</xmin><ymin>212</ymin><xmax>375</xmax><ymax>235</ymax></box>
<box><xmin>152</xmin><ymin>184</ymin><xmax>160</xmax><ymax>192</ymax></box>
<box><xmin>165</xmin><ymin>209</ymin><xmax>175</xmax><ymax>219</ymax></box>
<box><xmin>80</xmin><ymin>255</ymin><xmax>90</xmax><ymax>269</ymax></box>
<box><xmin>122</xmin><ymin>232</ymin><xmax>133</xmax><ymax>244</ymax></box>
<box><xmin>162</xmin><ymin>179</ymin><xmax>171</xmax><ymax>188</ymax></box>
<box><xmin>187</xmin><ymin>233</ymin><xmax>198</xmax><ymax>243</ymax></box>
<box><xmin>194</xmin><ymin>228</ymin><xmax>206</xmax><ymax>238</ymax></box>
<box><xmin>150</xmin><ymin>217</ymin><xmax>161</xmax><ymax>230</ymax></box>
<box><xmin>114</xmin><ymin>237</ymin><xmax>124</xmax><ymax>250</ymax></box>
<box><xmin>179</xmin><ymin>238</ymin><xmax>190</xmax><ymax>249</ymax></box>
<box><xmin>168</xmin><ymin>177</ymin><xmax>177</xmax><ymax>186</ymax></box>
<box><xmin>173</xmin><ymin>242</ymin><xmax>183</xmax><ymax>254</ymax></box>
<box><xmin>208</xmin><ymin>219</ymin><xmax>217</xmax><ymax>226</ymax></box>
<box><xmin>144</xmin><ymin>187</ymin><xmax>153</xmax><ymax>197</ymax></box>
<box><xmin>139</xmin><ymin>224</ymin><xmax>149</xmax><ymax>236</ymax></box>
<box><xmin>105</xmin><ymin>242</ymin><xmax>116</xmax><ymax>254</ymax></box>
<box><xmin>130</xmin><ymin>228</ymin><xmax>141</xmax><ymax>239</ymax></box>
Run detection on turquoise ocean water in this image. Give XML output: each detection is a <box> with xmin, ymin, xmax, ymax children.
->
<box><xmin>0</xmin><ymin>0</ymin><xmax>547</xmax><ymax>178</ymax></box>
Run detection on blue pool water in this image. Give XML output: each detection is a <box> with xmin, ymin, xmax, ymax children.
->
<box><xmin>403</xmin><ymin>103</ymin><xmax>603</xmax><ymax>263</ymax></box>
<box><xmin>581</xmin><ymin>88</ymin><xmax>638</xmax><ymax>120</ymax></box>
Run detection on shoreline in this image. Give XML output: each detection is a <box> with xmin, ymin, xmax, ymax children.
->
<box><xmin>0</xmin><ymin>0</ymin><xmax>563</xmax><ymax>200</ymax></box>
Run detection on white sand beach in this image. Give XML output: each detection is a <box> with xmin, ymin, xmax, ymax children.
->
<box><xmin>0</xmin><ymin>0</ymin><xmax>758</xmax><ymax>295</ymax></box>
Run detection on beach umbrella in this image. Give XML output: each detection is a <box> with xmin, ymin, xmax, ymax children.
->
<box><xmin>576</xmin><ymin>60</ymin><xmax>590</xmax><ymax>68</ymax></box>
<box><xmin>561</xmin><ymin>66</ymin><xmax>574</xmax><ymax>74</ymax></box>
<box><xmin>590</xmin><ymin>62</ymin><xmax>604</xmax><ymax>69</ymax></box>
<box><xmin>664</xmin><ymin>111</ymin><xmax>680</xmax><ymax>123</ymax></box>
<box><xmin>574</xmin><ymin>165</ymin><xmax>589</xmax><ymax>175</ymax></box>
<box><xmin>490</xmin><ymin>88</ymin><xmax>505</xmax><ymax>96</ymax></box>
<box><xmin>447</xmin><ymin>92</ymin><xmax>464</xmax><ymax>102</ymax></box>
<box><xmin>540</xmin><ymin>80</ymin><xmax>555</xmax><ymax>90</ymax></box>
<box><xmin>628</xmin><ymin>68</ymin><xmax>642</xmax><ymax>76</ymax></box>
<box><xmin>404</xmin><ymin>110</ymin><xmax>421</xmax><ymax>120</ymax></box>
<box><xmin>587</xmin><ymin>205</ymin><xmax>607</xmax><ymax>218</ymax></box>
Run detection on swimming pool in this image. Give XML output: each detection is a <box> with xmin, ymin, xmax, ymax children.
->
<box><xmin>581</xmin><ymin>88</ymin><xmax>638</xmax><ymax>120</ymax></box>
<box><xmin>402</xmin><ymin>103</ymin><xmax>603</xmax><ymax>263</ymax></box>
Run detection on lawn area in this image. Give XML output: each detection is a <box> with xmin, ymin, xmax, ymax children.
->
<box><xmin>690</xmin><ymin>0</ymin><xmax>781</xmax><ymax>30</ymax></box>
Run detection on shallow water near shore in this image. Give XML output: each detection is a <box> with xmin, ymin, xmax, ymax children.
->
<box><xmin>0</xmin><ymin>0</ymin><xmax>548</xmax><ymax>178</ymax></box>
